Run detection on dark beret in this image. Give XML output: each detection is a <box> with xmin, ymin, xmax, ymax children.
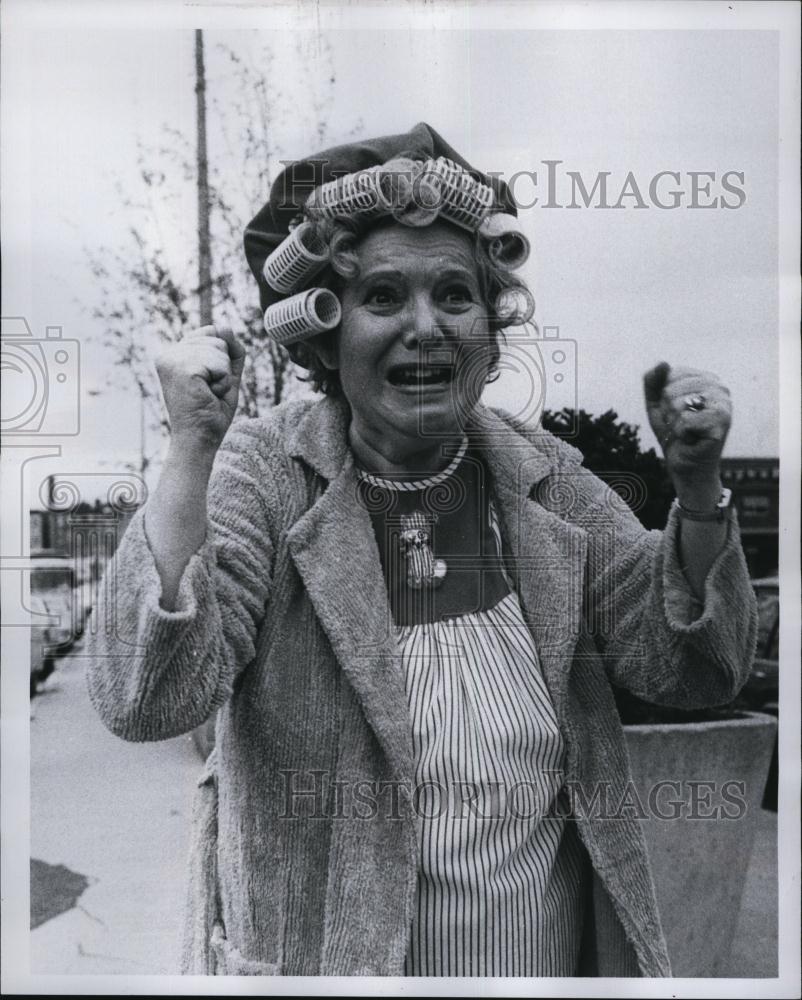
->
<box><xmin>243</xmin><ymin>121</ymin><xmax>518</xmax><ymax>312</ymax></box>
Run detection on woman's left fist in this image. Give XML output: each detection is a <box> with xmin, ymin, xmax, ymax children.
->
<box><xmin>643</xmin><ymin>361</ymin><xmax>732</xmax><ymax>497</ymax></box>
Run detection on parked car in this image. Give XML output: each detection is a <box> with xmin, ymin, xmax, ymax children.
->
<box><xmin>29</xmin><ymin>551</ymin><xmax>83</xmax><ymax>696</ymax></box>
<box><xmin>30</xmin><ymin>623</ymin><xmax>49</xmax><ymax>699</ymax></box>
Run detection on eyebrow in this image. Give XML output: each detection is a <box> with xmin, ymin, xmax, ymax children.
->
<box><xmin>356</xmin><ymin>264</ymin><xmax>479</xmax><ymax>287</ymax></box>
<box><xmin>436</xmin><ymin>267</ymin><xmax>480</xmax><ymax>285</ymax></box>
<box><xmin>356</xmin><ymin>267</ymin><xmax>405</xmax><ymax>286</ymax></box>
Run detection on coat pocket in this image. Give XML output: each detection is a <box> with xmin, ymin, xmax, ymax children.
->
<box><xmin>181</xmin><ymin>747</ymin><xmax>285</xmax><ymax>976</ymax></box>
<box><xmin>181</xmin><ymin>747</ymin><xmax>221</xmax><ymax>974</ymax></box>
<box><xmin>210</xmin><ymin>922</ymin><xmax>282</xmax><ymax>976</ymax></box>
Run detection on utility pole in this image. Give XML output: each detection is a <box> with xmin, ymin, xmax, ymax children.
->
<box><xmin>195</xmin><ymin>29</ymin><xmax>213</xmax><ymax>326</ymax></box>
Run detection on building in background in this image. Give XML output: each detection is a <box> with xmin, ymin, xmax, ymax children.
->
<box><xmin>720</xmin><ymin>457</ymin><xmax>779</xmax><ymax>579</ymax></box>
<box><xmin>32</xmin><ymin>503</ymin><xmax>138</xmax><ymax>578</ymax></box>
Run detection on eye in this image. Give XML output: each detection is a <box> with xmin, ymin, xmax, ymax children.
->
<box><xmin>364</xmin><ymin>284</ymin><xmax>400</xmax><ymax>309</ymax></box>
<box><xmin>440</xmin><ymin>283</ymin><xmax>475</xmax><ymax>309</ymax></box>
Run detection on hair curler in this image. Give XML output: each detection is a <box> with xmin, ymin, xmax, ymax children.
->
<box><xmin>478</xmin><ymin>213</ymin><xmax>531</xmax><ymax>270</ymax></box>
<box><xmin>304</xmin><ymin>167</ymin><xmax>390</xmax><ymax>223</ymax></box>
<box><xmin>425</xmin><ymin>157</ymin><xmax>496</xmax><ymax>231</ymax></box>
<box><xmin>262</xmin><ymin>288</ymin><xmax>342</xmax><ymax>346</ymax></box>
<box><xmin>374</xmin><ymin>157</ymin><xmax>440</xmax><ymax>227</ymax></box>
<box><xmin>263</xmin><ymin>222</ymin><xmax>330</xmax><ymax>294</ymax></box>
<box><xmin>494</xmin><ymin>286</ymin><xmax>535</xmax><ymax>326</ymax></box>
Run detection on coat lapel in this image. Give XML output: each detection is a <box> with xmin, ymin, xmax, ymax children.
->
<box><xmin>286</xmin><ymin>399</ymin><xmax>414</xmax><ymax>786</ymax></box>
<box><xmin>469</xmin><ymin>408</ymin><xmax>588</xmax><ymax>726</ymax></box>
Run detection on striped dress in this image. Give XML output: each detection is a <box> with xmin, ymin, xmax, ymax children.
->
<box><xmin>357</xmin><ymin>440</ymin><xmax>586</xmax><ymax>977</ymax></box>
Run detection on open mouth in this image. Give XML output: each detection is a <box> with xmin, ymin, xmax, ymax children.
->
<box><xmin>387</xmin><ymin>364</ymin><xmax>455</xmax><ymax>388</ymax></box>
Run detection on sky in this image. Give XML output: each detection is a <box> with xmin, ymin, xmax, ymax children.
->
<box><xmin>1</xmin><ymin>4</ymin><xmax>789</xmax><ymax>504</ymax></box>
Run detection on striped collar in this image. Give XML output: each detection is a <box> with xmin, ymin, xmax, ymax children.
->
<box><xmin>355</xmin><ymin>436</ymin><xmax>469</xmax><ymax>492</ymax></box>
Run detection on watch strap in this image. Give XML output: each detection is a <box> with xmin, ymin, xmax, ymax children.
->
<box><xmin>674</xmin><ymin>487</ymin><xmax>733</xmax><ymax>523</ymax></box>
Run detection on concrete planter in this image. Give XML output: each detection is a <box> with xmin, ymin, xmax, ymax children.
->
<box><xmin>623</xmin><ymin>711</ymin><xmax>777</xmax><ymax>977</ymax></box>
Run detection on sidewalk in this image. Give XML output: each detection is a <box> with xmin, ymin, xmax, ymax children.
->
<box><xmin>30</xmin><ymin>644</ymin><xmax>200</xmax><ymax>974</ymax></box>
<box><xmin>30</xmin><ymin>647</ymin><xmax>778</xmax><ymax>977</ymax></box>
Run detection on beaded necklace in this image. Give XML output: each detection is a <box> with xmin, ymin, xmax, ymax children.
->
<box><xmin>356</xmin><ymin>438</ymin><xmax>469</xmax><ymax>590</ymax></box>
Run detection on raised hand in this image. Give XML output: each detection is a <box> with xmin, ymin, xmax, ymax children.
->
<box><xmin>643</xmin><ymin>361</ymin><xmax>732</xmax><ymax>507</ymax></box>
<box><xmin>155</xmin><ymin>326</ymin><xmax>246</xmax><ymax>452</ymax></box>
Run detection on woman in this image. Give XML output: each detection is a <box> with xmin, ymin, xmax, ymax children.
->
<box><xmin>87</xmin><ymin>123</ymin><xmax>757</xmax><ymax>977</ymax></box>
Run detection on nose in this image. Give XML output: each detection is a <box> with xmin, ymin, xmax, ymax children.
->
<box><xmin>400</xmin><ymin>293</ymin><xmax>449</xmax><ymax>350</ymax></box>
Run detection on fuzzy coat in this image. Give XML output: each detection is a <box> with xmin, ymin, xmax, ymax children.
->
<box><xmin>85</xmin><ymin>394</ymin><xmax>757</xmax><ymax>977</ymax></box>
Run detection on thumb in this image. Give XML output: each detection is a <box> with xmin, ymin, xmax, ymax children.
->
<box><xmin>643</xmin><ymin>361</ymin><xmax>671</xmax><ymax>405</ymax></box>
<box><xmin>216</xmin><ymin>328</ymin><xmax>246</xmax><ymax>380</ymax></box>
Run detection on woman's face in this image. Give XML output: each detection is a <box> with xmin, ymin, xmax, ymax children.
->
<box><xmin>320</xmin><ymin>221</ymin><xmax>494</xmax><ymax>452</ymax></box>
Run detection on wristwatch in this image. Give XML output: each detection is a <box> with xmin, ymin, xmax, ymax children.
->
<box><xmin>674</xmin><ymin>487</ymin><xmax>733</xmax><ymax>523</ymax></box>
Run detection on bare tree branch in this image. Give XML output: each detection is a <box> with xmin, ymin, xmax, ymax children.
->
<box><xmin>80</xmin><ymin>37</ymin><xmax>350</xmax><ymax>462</ymax></box>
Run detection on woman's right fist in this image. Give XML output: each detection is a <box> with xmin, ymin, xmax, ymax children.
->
<box><xmin>154</xmin><ymin>326</ymin><xmax>246</xmax><ymax>451</ymax></box>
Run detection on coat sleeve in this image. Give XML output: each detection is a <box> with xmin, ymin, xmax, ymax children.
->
<box><xmin>561</xmin><ymin>454</ymin><xmax>758</xmax><ymax>709</ymax></box>
<box><xmin>85</xmin><ymin>419</ymin><xmax>282</xmax><ymax>742</ymax></box>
